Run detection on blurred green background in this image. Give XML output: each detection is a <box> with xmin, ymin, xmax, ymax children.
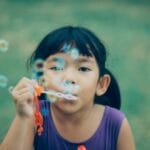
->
<box><xmin>0</xmin><ymin>0</ymin><xmax>149</xmax><ymax>149</ymax></box>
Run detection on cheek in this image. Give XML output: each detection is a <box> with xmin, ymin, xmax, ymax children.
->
<box><xmin>43</xmin><ymin>71</ymin><xmax>62</xmax><ymax>91</ymax></box>
<box><xmin>80</xmin><ymin>76</ymin><xmax>98</xmax><ymax>95</ymax></box>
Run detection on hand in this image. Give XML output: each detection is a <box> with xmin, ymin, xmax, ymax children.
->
<box><xmin>11</xmin><ymin>77</ymin><xmax>38</xmax><ymax>118</ymax></box>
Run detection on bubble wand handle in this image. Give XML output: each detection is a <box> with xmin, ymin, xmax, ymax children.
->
<box><xmin>34</xmin><ymin>86</ymin><xmax>44</xmax><ymax>136</ymax></box>
<box><xmin>33</xmin><ymin>85</ymin><xmax>78</xmax><ymax>135</ymax></box>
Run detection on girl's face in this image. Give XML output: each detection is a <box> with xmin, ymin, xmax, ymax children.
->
<box><xmin>43</xmin><ymin>52</ymin><xmax>100</xmax><ymax>114</ymax></box>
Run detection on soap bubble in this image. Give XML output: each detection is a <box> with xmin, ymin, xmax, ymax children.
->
<box><xmin>61</xmin><ymin>43</ymin><xmax>80</xmax><ymax>60</ymax></box>
<box><xmin>68</xmin><ymin>48</ymin><xmax>80</xmax><ymax>59</ymax></box>
<box><xmin>33</xmin><ymin>59</ymin><xmax>44</xmax><ymax>72</ymax></box>
<box><xmin>51</xmin><ymin>57</ymin><xmax>66</xmax><ymax>71</ymax></box>
<box><xmin>0</xmin><ymin>39</ymin><xmax>9</xmax><ymax>52</ymax></box>
<box><xmin>8</xmin><ymin>86</ymin><xmax>14</xmax><ymax>93</ymax></box>
<box><xmin>38</xmin><ymin>76</ymin><xmax>45</xmax><ymax>86</ymax></box>
<box><xmin>46</xmin><ymin>94</ymin><xmax>57</xmax><ymax>103</ymax></box>
<box><xmin>53</xmin><ymin>77</ymin><xmax>80</xmax><ymax>94</ymax></box>
<box><xmin>31</xmin><ymin>71</ymin><xmax>44</xmax><ymax>81</ymax></box>
<box><xmin>61</xmin><ymin>81</ymin><xmax>73</xmax><ymax>94</ymax></box>
<box><xmin>53</xmin><ymin>77</ymin><xmax>61</xmax><ymax>85</ymax></box>
<box><xmin>0</xmin><ymin>74</ymin><xmax>8</xmax><ymax>88</ymax></box>
<box><xmin>31</xmin><ymin>59</ymin><xmax>44</xmax><ymax>80</ymax></box>
<box><xmin>55</xmin><ymin>57</ymin><xmax>66</xmax><ymax>69</ymax></box>
<box><xmin>60</xmin><ymin>80</ymin><xmax>80</xmax><ymax>94</ymax></box>
<box><xmin>61</xmin><ymin>43</ymin><xmax>71</xmax><ymax>52</ymax></box>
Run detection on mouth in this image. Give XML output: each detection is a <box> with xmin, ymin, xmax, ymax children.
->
<box><xmin>62</xmin><ymin>93</ymin><xmax>78</xmax><ymax>101</ymax></box>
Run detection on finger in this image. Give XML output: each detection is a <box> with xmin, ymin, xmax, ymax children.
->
<box><xmin>15</xmin><ymin>93</ymin><xmax>35</xmax><ymax>117</ymax></box>
<box><xmin>17</xmin><ymin>92</ymin><xmax>35</xmax><ymax>105</ymax></box>
<box><xmin>11</xmin><ymin>85</ymin><xmax>35</xmax><ymax>104</ymax></box>
<box><xmin>12</xmin><ymin>83</ymin><xmax>35</xmax><ymax>95</ymax></box>
<box><xmin>31</xmin><ymin>79</ymin><xmax>38</xmax><ymax>88</ymax></box>
<box><xmin>11</xmin><ymin>90</ymin><xmax>20</xmax><ymax>103</ymax></box>
<box><xmin>16</xmin><ymin>85</ymin><xmax>35</xmax><ymax>96</ymax></box>
<box><xmin>13</xmin><ymin>77</ymin><xmax>35</xmax><ymax>91</ymax></box>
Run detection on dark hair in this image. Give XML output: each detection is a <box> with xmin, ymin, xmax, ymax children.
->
<box><xmin>27</xmin><ymin>26</ymin><xmax>121</xmax><ymax>109</ymax></box>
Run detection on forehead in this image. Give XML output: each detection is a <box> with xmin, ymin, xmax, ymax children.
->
<box><xmin>46</xmin><ymin>52</ymin><xmax>96</xmax><ymax>64</ymax></box>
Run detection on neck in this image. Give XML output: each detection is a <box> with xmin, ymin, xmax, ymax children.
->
<box><xmin>50</xmin><ymin>103</ymin><xmax>104</xmax><ymax>143</ymax></box>
<box><xmin>50</xmin><ymin>103</ymin><xmax>94</xmax><ymax>126</ymax></box>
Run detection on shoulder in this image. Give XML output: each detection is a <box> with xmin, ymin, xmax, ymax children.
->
<box><xmin>105</xmin><ymin>106</ymin><xmax>125</xmax><ymax>128</ymax></box>
<box><xmin>103</xmin><ymin>106</ymin><xmax>135</xmax><ymax>149</ymax></box>
<box><xmin>105</xmin><ymin>105</ymin><xmax>125</xmax><ymax>117</ymax></box>
<box><xmin>101</xmin><ymin>106</ymin><xmax>125</xmax><ymax>140</ymax></box>
<box><xmin>117</xmin><ymin>118</ymin><xmax>136</xmax><ymax>150</ymax></box>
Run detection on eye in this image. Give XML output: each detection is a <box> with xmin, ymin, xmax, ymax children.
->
<box><xmin>49</xmin><ymin>66</ymin><xmax>64</xmax><ymax>71</ymax></box>
<box><xmin>79</xmin><ymin>67</ymin><xmax>91</xmax><ymax>72</ymax></box>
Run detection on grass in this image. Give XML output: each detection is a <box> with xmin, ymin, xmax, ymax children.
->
<box><xmin>0</xmin><ymin>0</ymin><xmax>150</xmax><ymax>149</ymax></box>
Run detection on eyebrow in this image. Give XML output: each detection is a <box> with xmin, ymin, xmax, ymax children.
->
<box><xmin>47</xmin><ymin>57</ymin><xmax>64</xmax><ymax>63</ymax></box>
<box><xmin>76</xmin><ymin>57</ymin><xmax>95</xmax><ymax>64</ymax></box>
<box><xmin>47</xmin><ymin>56</ymin><xmax>95</xmax><ymax>64</ymax></box>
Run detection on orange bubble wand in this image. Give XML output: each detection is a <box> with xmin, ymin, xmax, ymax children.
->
<box><xmin>33</xmin><ymin>85</ymin><xmax>78</xmax><ymax>135</ymax></box>
<box><xmin>34</xmin><ymin>85</ymin><xmax>44</xmax><ymax>136</ymax></box>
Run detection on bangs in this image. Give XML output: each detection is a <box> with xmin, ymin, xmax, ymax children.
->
<box><xmin>28</xmin><ymin>26</ymin><xmax>104</xmax><ymax>69</ymax></box>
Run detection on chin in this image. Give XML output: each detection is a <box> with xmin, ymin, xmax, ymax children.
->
<box><xmin>53</xmin><ymin>99</ymin><xmax>81</xmax><ymax>115</ymax></box>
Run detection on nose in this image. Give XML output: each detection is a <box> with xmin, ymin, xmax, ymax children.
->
<box><xmin>64</xmin><ymin>80</ymin><xmax>75</xmax><ymax>85</ymax></box>
<box><xmin>60</xmin><ymin>68</ymin><xmax>81</xmax><ymax>94</ymax></box>
<box><xmin>62</xmin><ymin>68</ymin><xmax>77</xmax><ymax>85</ymax></box>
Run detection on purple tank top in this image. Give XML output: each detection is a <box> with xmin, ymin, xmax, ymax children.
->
<box><xmin>34</xmin><ymin>100</ymin><xmax>125</xmax><ymax>150</ymax></box>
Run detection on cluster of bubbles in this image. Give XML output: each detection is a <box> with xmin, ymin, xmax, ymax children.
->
<box><xmin>0</xmin><ymin>41</ymin><xmax>82</xmax><ymax>120</ymax></box>
<box><xmin>53</xmin><ymin>77</ymin><xmax>80</xmax><ymax>94</ymax></box>
<box><xmin>55</xmin><ymin>43</ymin><xmax>80</xmax><ymax>94</ymax></box>
<box><xmin>31</xmin><ymin>43</ymin><xmax>81</xmax><ymax>103</ymax></box>
<box><xmin>0</xmin><ymin>39</ymin><xmax>9</xmax><ymax>89</ymax></box>
<box><xmin>31</xmin><ymin>59</ymin><xmax>45</xmax><ymax>81</ymax></box>
<box><xmin>0</xmin><ymin>40</ymin><xmax>81</xmax><ymax>101</ymax></box>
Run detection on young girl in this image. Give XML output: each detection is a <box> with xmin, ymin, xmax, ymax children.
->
<box><xmin>0</xmin><ymin>26</ymin><xmax>135</xmax><ymax>150</ymax></box>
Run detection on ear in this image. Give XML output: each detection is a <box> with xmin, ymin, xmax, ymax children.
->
<box><xmin>96</xmin><ymin>74</ymin><xmax>111</xmax><ymax>96</ymax></box>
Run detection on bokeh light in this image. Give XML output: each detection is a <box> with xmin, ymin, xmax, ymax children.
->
<box><xmin>0</xmin><ymin>39</ymin><xmax>9</xmax><ymax>52</ymax></box>
<box><xmin>0</xmin><ymin>74</ymin><xmax>8</xmax><ymax>88</ymax></box>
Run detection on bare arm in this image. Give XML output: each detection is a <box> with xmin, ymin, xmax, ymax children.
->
<box><xmin>0</xmin><ymin>115</ymin><xmax>34</xmax><ymax>150</ymax></box>
<box><xmin>117</xmin><ymin>118</ymin><xmax>136</xmax><ymax>150</ymax></box>
<box><xmin>0</xmin><ymin>77</ymin><xmax>37</xmax><ymax>150</ymax></box>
